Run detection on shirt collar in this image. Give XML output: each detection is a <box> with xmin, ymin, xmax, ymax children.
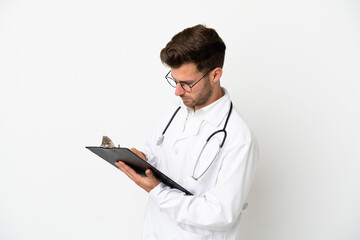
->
<box><xmin>178</xmin><ymin>88</ymin><xmax>231</xmax><ymax>127</ymax></box>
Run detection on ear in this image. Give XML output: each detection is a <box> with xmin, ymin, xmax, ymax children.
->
<box><xmin>211</xmin><ymin>67</ymin><xmax>223</xmax><ymax>84</ymax></box>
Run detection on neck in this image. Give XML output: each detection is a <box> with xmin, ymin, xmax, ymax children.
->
<box><xmin>194</xmin><ymin>87</ymin><xmax>224</xmax><ymax>112</ymax></box>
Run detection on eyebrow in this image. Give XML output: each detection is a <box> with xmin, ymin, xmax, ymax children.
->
<box><xmin>170</xmin><ymin>74</ymin><xmax>195</xmax><ymax>84</ymax></box>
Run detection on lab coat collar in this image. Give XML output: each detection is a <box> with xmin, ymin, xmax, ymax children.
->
<box><xmin>178</xmin><ymin>88</ymin><xmax>231</xmax><ymax>128</ymax></box>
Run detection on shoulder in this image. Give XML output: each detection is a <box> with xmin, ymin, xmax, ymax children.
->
<box><xmin>226</xmin><ymin>106</ymin><xmax>255</xmax><ymax>146</ymax></box>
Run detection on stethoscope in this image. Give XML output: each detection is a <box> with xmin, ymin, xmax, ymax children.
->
<box><xmin>157</xmin><ymin>102</ymin><xmax>233</xmax><ymax>180</ymax></box>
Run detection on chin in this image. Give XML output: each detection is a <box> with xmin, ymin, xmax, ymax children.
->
<box><xmin>182</xmin><ymin>101</ymin><xmax>195</xmax><ymax>108</ymax></box>
<box><xmin>182</xmin><ymin>101</ymin><xmax>191</xmax><ymax>107</ymax></box>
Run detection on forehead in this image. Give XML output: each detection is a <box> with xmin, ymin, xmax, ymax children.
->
<box><xmin>171</xmin><ymin>63</ymin><xmax>202</xmax><ymax>81</ymax></box>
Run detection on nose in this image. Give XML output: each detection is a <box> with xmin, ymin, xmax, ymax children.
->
<box><xmin>175</xmin><ymin>83</ymin><xmax>185</xmax><ymax>96</ymax></box>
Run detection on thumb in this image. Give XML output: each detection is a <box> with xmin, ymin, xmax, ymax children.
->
<box><xmin>145</xmin><ymin>169</ymin><xmax>153</xmax><ymax>177</ymax></box>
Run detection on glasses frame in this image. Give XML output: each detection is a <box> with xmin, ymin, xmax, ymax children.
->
<box><xmin>165</xmin><ymin>67</ymin><xmax>217</xmax><ymax>93</ymax></box>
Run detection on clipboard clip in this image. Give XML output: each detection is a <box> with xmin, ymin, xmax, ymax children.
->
<box><xmin>100</xmin><ymin>136</ymin><xmax>120</xmax><ymax>148</ymax></box>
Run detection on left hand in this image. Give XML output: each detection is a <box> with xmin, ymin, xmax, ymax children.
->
<box><xmin>115</xmin><ymin>161</ymin><xmax>160</xmax><ymax>193</ymax></box>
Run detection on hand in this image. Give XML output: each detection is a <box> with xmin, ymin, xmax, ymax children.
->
<box><xmin>129</xmin><ymin>148</ymin><xmax>147</xmax><ymax>161</ymax></box>
<box><xmin>115</xmin><ymin>148</ymin><xmax>160</xmax><ymax>193</ymax></box>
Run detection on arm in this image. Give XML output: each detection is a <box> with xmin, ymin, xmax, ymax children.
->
<box><xmin>147</xmin><ymin>140</ymin><xmax>258</xmax><ymax>231</ymax></box>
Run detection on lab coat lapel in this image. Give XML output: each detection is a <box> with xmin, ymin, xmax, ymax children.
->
<box><xmin>175</xmin><ymin>107</ymin><xmax>203</xmax><ymax>142</ymax></box>
<box><xmin>173</xmin><ymin>91</ymin><xmax>231</xmax><ymax>142</ymax></box>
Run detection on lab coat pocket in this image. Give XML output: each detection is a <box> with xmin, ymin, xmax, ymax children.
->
<box><xmin>174</xmin><ymin>226</ymin><xmax>212</xmax><ymax>240</ymax></box>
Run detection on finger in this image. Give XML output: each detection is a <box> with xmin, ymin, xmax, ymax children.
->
<box><xmin>130</xmin><ymin>148</ymin><xmax>146</xmax><ymax>160</ymax></box>
<box><xmin>117</xmin><ymin>161</ymin><xmax>140</xmax><ymax>181</ymax></box>
<box><xmin>145</xmin><ymin>169</ymin><xmax>158</xmax><ymax>181</ymax></box>
<box><xmin>115</xmin><ymin>161</ymin><xmax>126</xmax><ymax>173</ymax></box>
<box><xmin>145</xmin><ymin>169</ymin><xmax>153</xmax><ymax>177</ymax></box>
<box><xmin>115</xmin><ymin>161</ymin><xmax>127</xmax><ymax>173</ymax></box>
<box><xmin>115</xmin><ymin>161</ymin><xmax>126</xmax><ymax>171</ymax></box>
<box><xmin>130</xmin><ymin>148</ymin><xmax>140</xmax><ymax>156</ymax></box>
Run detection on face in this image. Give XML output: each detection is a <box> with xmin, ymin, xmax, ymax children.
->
<box><xmin>171</xmin><ymin>63</ymin><xmax>214</xmax><ymax>110</ymax></box>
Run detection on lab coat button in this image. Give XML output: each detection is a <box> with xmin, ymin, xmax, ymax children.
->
<box><xmin>242</xmin><ymin>202</ymin><xmax>248</xmax><ymax>212</ymax></box>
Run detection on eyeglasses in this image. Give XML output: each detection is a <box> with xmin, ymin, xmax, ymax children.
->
<box><xmin>165</xmin><ymin>67</ymin><xmax>216</xmax><ymax>93</ymax></box>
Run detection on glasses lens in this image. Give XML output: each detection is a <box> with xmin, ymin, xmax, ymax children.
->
<box><xmin>166</xmin><ymin>75</ymin><xmax>177</xmax><ymax>88</ymax></box>
<box><xmin>181</xmin><ymin>83</ymin><xmax>191</xmax><ymax>93</ymax></box>
<box><xmin>165</xmin><ymin>71</ymin><xmax>194</xmax><ymax>93</ymax></box>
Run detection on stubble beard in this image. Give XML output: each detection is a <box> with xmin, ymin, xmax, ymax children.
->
<box><xmin>182</xmin><ymin>78</ymin><xmax>213</xmax><ymax>109</ymax></box>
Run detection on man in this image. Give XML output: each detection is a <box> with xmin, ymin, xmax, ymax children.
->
<box><xmin>115</xmin><ymin>24</ymin><xmax>258</xmax><ymax>240</ymax></box>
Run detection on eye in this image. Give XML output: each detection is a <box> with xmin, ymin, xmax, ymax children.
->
<box><xmin>180</xmin><ymin>81</ymin><xmax>194</xmax><ymax>85</ymax></box>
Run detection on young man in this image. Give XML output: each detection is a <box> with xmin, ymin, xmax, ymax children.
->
<box><xmin>115</xmin><ymin>24</ymin><xmax>258</xmax><ymax>240</ymax></box>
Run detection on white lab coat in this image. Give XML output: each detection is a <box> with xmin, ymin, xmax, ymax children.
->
<box><xmin>141</xmin><ymin>89</ymin><xmax>258</xmax><ymax>240</ymax></box>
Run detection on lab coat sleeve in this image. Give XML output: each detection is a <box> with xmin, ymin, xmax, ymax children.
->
<box><xmin>148</xmin><ymin>138</ymin><xmax>258</xmax><ymax>231</ymax></box>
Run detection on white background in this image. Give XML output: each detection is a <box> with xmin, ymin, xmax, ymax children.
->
<box><xmin>1</xmin><ymin>0</ymin><xmax>359</xmax><ymax>239</ymax></box>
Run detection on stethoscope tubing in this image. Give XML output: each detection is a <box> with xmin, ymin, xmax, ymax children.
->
<box><xmin>192</xmin><ymin>102</ymin><xmax>232</xmax><ymax>179</ymax></box>
<box><xmin>157</xmin><ymin>101</ymin><xmax>233</xmax><ymax>180</ymax></box>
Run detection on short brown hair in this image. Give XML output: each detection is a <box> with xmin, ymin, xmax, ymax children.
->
<box><xmin>160</xmin><ymin>24</ymin><xmax>226</xmax><ymax>72</ymax></box>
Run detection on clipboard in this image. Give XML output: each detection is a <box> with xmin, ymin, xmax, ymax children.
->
<box><xmin>86</xmin><ymin>147</ymin><xmax>193</xmax><ymax>195</ymax></box>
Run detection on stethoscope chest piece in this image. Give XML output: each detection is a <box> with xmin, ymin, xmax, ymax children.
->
<box><xmin>157</xmin><ymin>135</ymin><xmax>164</xmax><ymax>145</ymax></box>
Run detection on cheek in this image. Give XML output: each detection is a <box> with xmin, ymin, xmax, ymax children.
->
<box><xmin>189</xmin><ymin>86</ymin><xmax>202</xmax><ymax>97</ymax></box>
<box><xmin>187</xmin><ymin>92</ymin><xmax>197</xmax><ymax>100</ymax></box>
